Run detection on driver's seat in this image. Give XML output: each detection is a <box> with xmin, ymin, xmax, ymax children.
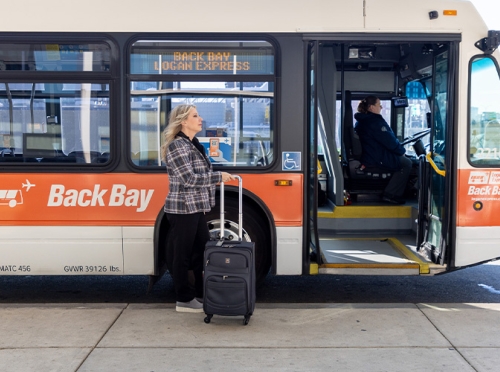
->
<box><xmin>343</xmin><ymin>91</ymin><xmax>392</xmax><ymax>198</ymax></box>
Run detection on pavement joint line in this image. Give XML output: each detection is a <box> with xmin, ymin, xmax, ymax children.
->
<box><xmin>1</xmin><ymin>346</ymin><xmax>499</xmax><ymax>350</ymax></box>
<box><xmin>88</xmin><ymin>346</ymin><xmax>494</xmax><ymax>349</ymax></box>
<box><xmin>75</xmin><ymin>303</ymin><xmax>129</xmax><ymax>371</ymax></box>
<box><xmin>416</xmin><ymin>304</ymin><xmax>479</xmax><ymax>372</ymax></box>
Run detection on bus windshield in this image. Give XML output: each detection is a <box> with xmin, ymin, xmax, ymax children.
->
<box><xmin>469</xmin><ymin>56</ymin><xmax>500</xmax><ymax>165</ymax></box>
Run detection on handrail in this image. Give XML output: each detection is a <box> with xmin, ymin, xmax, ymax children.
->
<box><xmin>426</xmin><ymin>152</ymin><xmax>446</xmax><ymax>177</ymax></box>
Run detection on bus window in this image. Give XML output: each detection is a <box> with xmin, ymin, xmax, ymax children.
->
<box><xmin>130</xmin><ymin>81</ymin><xmax>273</xmax><ymax>167</ymax></box>
<box><xmin>0</xmin><ymin>83</ymin><xmax>110</xmax><ymax>164</ymax></box>
<box><xmin>0</xmin><ymin>42</ymin><xmax>111</xmax><ymax>72</ymax></box>
<box><xmin>129</xmin><ymin>39</ymin><xmax>275</xmax><ymax>168</ymax></box>
<box><xmin>0</xmin><ymin>41</ymin><xmax>113</xmax><ymax>164</ymax></box>
<box><xmin>469</xmin><ymin>56</ymin><xmax>500</xmax><ymax>165</ymax></box>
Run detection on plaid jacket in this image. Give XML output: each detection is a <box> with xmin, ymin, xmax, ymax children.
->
<box><xmin>164</xmin><ymin>135</ymin><xmax>222</xmax><ymax>214</ymax></box>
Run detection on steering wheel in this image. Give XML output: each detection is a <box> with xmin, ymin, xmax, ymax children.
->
<box><xmin>400</xmin><ymin>128</ymin><xmax>431</xmax><ymax>146</ymax></box>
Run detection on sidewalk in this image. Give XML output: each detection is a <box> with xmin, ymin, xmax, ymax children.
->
<box><xmin>0</xmin><ymin>303</ymin><xmax>499</xmax><ymax>371</ymax></box>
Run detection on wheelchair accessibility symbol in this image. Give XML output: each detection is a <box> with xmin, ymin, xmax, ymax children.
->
<box><xmin>282</xmin><ymin>152</ymin><xmax>301</xmax><ymax>171</ymax></box>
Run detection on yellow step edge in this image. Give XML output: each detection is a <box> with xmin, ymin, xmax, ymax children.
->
<box><xmin>387</xmin><ymin>237</ymin><xmax>430</xmax><ymax>274</ymax></box>
<box><xmin>318</xmin><ymin>263</ymin><xmax>420</xmax><ymax>269</ymax></box>
<box><xmin>318</xmin><ymin>205</ymin><xmax>412</xmax><ymax>219</ymax></box>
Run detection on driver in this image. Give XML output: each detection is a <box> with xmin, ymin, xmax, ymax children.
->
<box><xmin>354</xmin><ymin>95</ymin><xmax>412</xmax><ymax>205</ymax></box>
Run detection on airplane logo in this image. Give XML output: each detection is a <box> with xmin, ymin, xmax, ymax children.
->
<box><xmin>22</xmin><ymin>179</ymin><xmax>36</xmax><ymax>192</ymax></box>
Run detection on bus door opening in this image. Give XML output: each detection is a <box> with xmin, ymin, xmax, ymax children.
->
<box><xmin>309</xmin><ymin>39</ymin><xmax>459</xmax><ymax>275</ymax></box>
<box><xmin>416</xmin><ymin>45</ymin><xmax>456</xmax><ymax>267</ymax></box>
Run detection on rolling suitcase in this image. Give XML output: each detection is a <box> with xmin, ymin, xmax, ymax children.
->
<box><xmin>203</xmin><ymin>175</ymin><xmax>256</xmax><ymax>325</ymax></box>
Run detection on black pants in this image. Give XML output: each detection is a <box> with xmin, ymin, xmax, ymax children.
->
<box><xmin>384</xmin><ymin>155</ymin><xmax>412</xmax><ymax>197</ymax></box>
<box><xmin>165</xmin><ymin>212</ymin><xmax>210</xmax><ymax>303</ymax></box>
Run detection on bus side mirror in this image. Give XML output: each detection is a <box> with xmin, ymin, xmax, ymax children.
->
<box><xmin>475</xmin><ymin>30</ymin><xmax>500</xmax><ymax>54</ymax></box>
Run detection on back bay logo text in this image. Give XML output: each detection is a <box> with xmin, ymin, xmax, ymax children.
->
<box><xmin>48</xmin><ymin>184</ymin><xmax>154</xmax><ymax>212</ymax></box>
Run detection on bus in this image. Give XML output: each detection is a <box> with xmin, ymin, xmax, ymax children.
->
<box><xmin>1</xmin><ymin>0</ymin><xmax>500</xmax><ymax>287</ymax></box>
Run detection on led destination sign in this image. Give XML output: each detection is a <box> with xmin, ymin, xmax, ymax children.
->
<box><xmin>131</xmin><ymin>48</ymin><xmax>274</xmax><ymax>75</ymax></box>
<box><xmin>154</xmin><ymin>52</ymin><xmax>250</xmax><ymax>72</ymax></box>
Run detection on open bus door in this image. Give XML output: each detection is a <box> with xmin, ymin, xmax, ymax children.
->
<box><xmin>308</xmin><ymin>36</ymin><xmax>500</xmax><ymax>276</ymax></box>
<box><xmin>419</xmin><ymin>38</ymin><xmax>500</xmax><ymax>271</ymax></box>
<box><xmin>306</xmin><ymin>41</ymin><xmax>321</xmax><ymax>268</ymax></box>
<box><xmin>417</xmin><ymin>46</ymin><xmax>457</xmax><ymax>267</ymax></box>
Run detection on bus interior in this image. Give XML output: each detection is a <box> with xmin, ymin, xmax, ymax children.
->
<box><xmin>310</xmin><ymin>38</ymin><xmax>457</xmax><ymax>276</ymax></box>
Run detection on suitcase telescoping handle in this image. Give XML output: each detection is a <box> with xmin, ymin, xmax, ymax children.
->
<box><xmin>219</xmin><ymin>175</ymin><xmax>242</xmax><ymax>242</ymax></box>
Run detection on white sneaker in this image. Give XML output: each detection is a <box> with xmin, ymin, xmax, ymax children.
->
<box><xmin>176</xmin><ymin>298</ymin><xmax>203</xmax><ymax>313</ymax></box>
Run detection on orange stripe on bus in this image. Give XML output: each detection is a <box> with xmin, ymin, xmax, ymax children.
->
<box><xmin>0</xmin><ymin>173</ymin><xmax>303</xmax><ymax>227</ymax></box>
<box><xmin>457</xmin><ymin>169</ymin><xmax>500</xmax><ymax>227</ymax></box>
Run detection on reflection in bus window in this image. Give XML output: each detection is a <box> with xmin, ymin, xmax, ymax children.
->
<box><xmin>0</xmin><ymin>83</ymin><xmax>110</xmax><ymax>164</ymax></box>
<box><xmin>469</xmin><ymin>56</ymin><xmax>500</xmax><ymax>165</ymax></box>
<box><xmin>130</xmin><ymin>82</ymin><xmax>273</xmax><ymax>167</ymax></box>
<box><xmin>404</xmin><ymin>81</ymin><xmax>431</xmax><ymax>156</ymax></box>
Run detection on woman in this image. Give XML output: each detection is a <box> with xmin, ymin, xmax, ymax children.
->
<box><xmin>161</xmin><ymin>104</ymin><xmax>235</xmax><ymax>312</ymax></box>
<box><xmin>354</xmin><ymin>96</ymin><xmax>412</xmax><ymax>204</ymax></box>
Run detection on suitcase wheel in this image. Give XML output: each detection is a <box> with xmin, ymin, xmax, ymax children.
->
<box><xmin>243</xmin><ymin>315</ymin><xmax>250</xmax><ymax>325</ymax></box>
<box><xmin>204</xmin><ymin>314</ymin><xmax>213</xmax><ymax>324</ymax></box>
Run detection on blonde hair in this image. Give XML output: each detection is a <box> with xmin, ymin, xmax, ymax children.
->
<box><xmin>160</xmin><ymin>104</ymin><xmax>196</xmax><ymax>161</ymax></box>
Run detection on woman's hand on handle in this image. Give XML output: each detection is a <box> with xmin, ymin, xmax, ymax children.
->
<box><xmin>221</xmin><ymin>172</ymin><xmax>236</xmax><ymax>182</ymax></box>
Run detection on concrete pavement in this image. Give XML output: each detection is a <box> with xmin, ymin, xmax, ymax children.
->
<box><xmin>0</xmin><ymin>303</ymin><xmax>499</xmax><ymax>371</ymax></box>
